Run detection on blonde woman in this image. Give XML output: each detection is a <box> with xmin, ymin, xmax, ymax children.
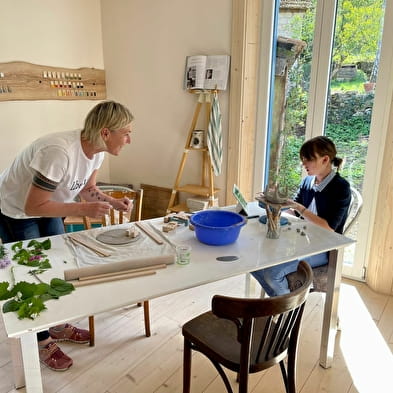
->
<box><xmin>0</xmin><ymin>100</ymin><xmax>134</xmax><ymax>370</ymax></box>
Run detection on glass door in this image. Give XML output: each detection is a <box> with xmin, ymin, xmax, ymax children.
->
<box><xmin>260</xmin><ymin>0</ymin><xmax>387</xmax><ymax>280</ymax></box>
<box><xmin>324</xmin><ymin>0</ymin><xmax>385</xmax><ymax>278</ymax></box>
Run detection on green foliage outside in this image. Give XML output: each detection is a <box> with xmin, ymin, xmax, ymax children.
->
<box><xmin>274</xmin><ymin>0</ymin><xmax>383</xmax><ymax>196</ymax></box>
<box><xmin>330</xmin><ymin>70</ymin><xmax>367</xmax><ymax>93</ymax></box>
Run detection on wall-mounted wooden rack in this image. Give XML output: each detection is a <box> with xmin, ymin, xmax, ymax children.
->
<box><xmin>0</xmin><ymin>61</ymin><xmax>106</xmax><ymax>101</ymax></box>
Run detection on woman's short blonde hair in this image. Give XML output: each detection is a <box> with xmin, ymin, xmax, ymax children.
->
<box><xmin>81</xmin><ymin>101</ymin><xmax>134</xmax><ymax>147</ymax></box>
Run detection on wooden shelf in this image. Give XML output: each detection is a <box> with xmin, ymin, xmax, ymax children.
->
<box><xmin>167</xmin><ymin>91</ymin><xmax>219</xmax><ymax>214</ymax></box>
<box><xmin>169</xmin><ymin>203</ymin><xmax>189</xmax><ymax>213</ymax></box>
<box><xmin>188</xmin><ymin>147</ymin><xmax>208</xmax><ymax>152</ymax></box>
<box><xmin>177</xmin><ymin>184</ymin><xmax>220</xmax><ymax>196</ymax></box>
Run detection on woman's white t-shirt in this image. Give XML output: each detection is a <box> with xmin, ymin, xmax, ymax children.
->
<box><xmin>0</xmin><ymin>130</ymin><xmax>104</xmax><ymax>218</ymax></box>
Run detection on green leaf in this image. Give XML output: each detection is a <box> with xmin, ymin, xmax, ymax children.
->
<box><xmin>0</xmin><ymin>282</ymin><xmax>12</xmax><ymax>300</ymax></box>
<box><xmin>39</xmin><ymin>260</ymin><xmax>52</xmax><ymax>269</ymax></box>
<box><xmin>40</xmin><ymin>293</ymin><xmax>55</xmax><ymax>302</ymax></box>
<box><xmin>47</xmin><ymin>288</ymin><xmax>62</xmax><ymax>298</ymax></box>
<box><xmin>17</xmin><ymin>297</ymin><xmax>46</xmax><ymax>320</ymax></box>
<box><xmin>11</xmin><ymin>241</ymin><xmax>23</xmax><ymax>251</ymax></box>
<box><xmin>12</xmin><ymin>248</ymin><xmax>29</xmax><ymax>263</ymax></box>
<box><xmin>2</xmin><ymin>238</ymin><xmax>74</xmax><ymax>320</ymax></box>
<box><xmin>27</xmin><ymin>238</ymin><xmax>51</xmax><ymax>251</ymax></box>
<box><xmin>27</xmin><ymin>239</ymin><xmax>40</xmax><ymax>248</ymax></box>
<box><xmin>34</xmin><ymin>283</ymin><xmax>51</xmax><ymax>295</ymax></box>
<box><xmin>11</xmin><ymin>281</ymin><xmax>38</xmax><ymax>299</ymax></box>
<box><xmin>50</xmin><ymin>278</ymin><xmax>75</xmax><ymax>296</ymax></box>
<box><xmin>40</xmin><ymin>239</ymin><xmax>51</xmax><ymax>250</ymax></box>
<box><xmin>3</xmin><ymin>299</ymin><xmax>21</xmax><ymax>313</ymax></box>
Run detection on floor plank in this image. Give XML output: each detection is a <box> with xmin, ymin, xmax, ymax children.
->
<box><xmin>1</xmin><ymin>275</ymin><xmax>392</xmax><ymax>393</ymax></box>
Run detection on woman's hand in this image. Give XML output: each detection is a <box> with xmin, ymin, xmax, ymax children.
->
<box><xmin>110</xmin><ymin>197</ymin><xmax>133</xmax><ymax>212</ymax></box>
<box><xmin>285</xmin><ymin>199</ymin><xmax>306</xmax><ymax>216</ymax></box>
<box><xmin>83</xmin><ymin>202</ymin><xmax>111</xmax><ymax>218</ymax></box>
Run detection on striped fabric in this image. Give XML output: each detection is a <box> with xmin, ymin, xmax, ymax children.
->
<box><xmin>207</xmin><ymin>92</ymin><xmax>223</xmax><ymax>176</ymax></box>
<box><xmin>33</xmin><ymin>171</ymin><xmax>59</xmax><ymax>192</ymax></box>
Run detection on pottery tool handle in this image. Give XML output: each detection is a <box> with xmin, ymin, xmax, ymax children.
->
<box><xmin>135</xmin><ymin>222</ymin><xmax>164</xmax><ymax>244</ymax></box>
<box><xmin>148</xmin><ymin>222</ymin><xmax>177</xmax><ymax>249</ymax></box>
<box><xmin>67</xmin><ymin>235</ymin><xmax>111</xmax><ymax>257</ymax></box>
<box><xmin>72</xmin><ymin>270</ymin><xmax>156</xmax><ymax>287</ymax></box>
<box><xmin>78</xmin><ymin>264</ymin><xmax>167</xmax><ymax>281</ymax></box>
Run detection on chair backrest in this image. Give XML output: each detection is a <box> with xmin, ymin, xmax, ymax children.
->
<box><xmin>212</xmin><ymin>261</ymin><xmax>313</xmax><ymax>370</ymax></box>
<box><xmin>343</xmin><ymin>186</ymin><xmax>363</xmax><ymax>235</ymax></box>
<box><xmin>83</xmin><ymin>185</ymin><xmax>143</xmax><ymax>229</ymax></box>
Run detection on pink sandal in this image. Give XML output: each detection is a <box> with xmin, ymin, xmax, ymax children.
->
<box><xmin>49</xmin><ymin>323</ymin><xmax>90</xmax><ymax>344</ymax></box>
<box><xmin>39</xmin><ymin>342</ymin><xmax>73</xmax><ymax>371</ymax></box>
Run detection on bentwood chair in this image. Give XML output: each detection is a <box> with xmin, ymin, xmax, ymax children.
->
<box><xmin>182</xmin><ymin>261</ymin><xmax>313</xmax><ymax>393</ymax></box>
<box><xmin>82</xmin><ymin>185</ymin><xmax>143</xmax><ymax>229</ymax></box>
<box><xmin>286</xmin><ymin>186</ymin><xmax>363</xmax><ymax>292</ymax></box>
<box><xmin>83</xmin><ymin>186</ymin><xmax>149</xmax><ymax>346</ymax></box>
<box><xmin>64</xmin><ymin>185</ymin><xmax>143</xmax><ymax>231</ymax></box>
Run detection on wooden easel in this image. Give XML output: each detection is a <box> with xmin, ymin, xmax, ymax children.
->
<box><xmin>167</xmin><ymin>90</ymin><xmax>219</xmax><ymax>213</ymax></box>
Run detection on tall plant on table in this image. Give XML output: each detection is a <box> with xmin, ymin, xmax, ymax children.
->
<box><xmin>263</xmin><ymin>37</ymin><xmax>306</xmax><ymax>239</ymax></box>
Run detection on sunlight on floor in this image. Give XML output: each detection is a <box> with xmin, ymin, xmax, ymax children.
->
<box><xmin>339</xmin><ymin>283</ymin><xmax>392</xmax><ymax>393</ymax></box>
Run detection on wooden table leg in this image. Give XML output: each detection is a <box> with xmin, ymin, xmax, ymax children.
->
<box><xmin>20</xmin><ymin>332</ymin><xmax>44</xmax><ymax>393</ymax></box>
<box><xmin>319</xmin><ymin>248</ymin><xmax>344</xmax><ymax>368</ymax></box>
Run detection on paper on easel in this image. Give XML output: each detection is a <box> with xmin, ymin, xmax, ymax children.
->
<box><xmin>184</xmin><ymin>55</ymin><xmax>230</xmax><ymax>91</ymax></box>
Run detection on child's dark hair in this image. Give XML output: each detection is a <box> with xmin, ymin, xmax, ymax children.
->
<box><xmin>300</xmin><ymin>136</ymin><xmax>343</xmax><ymax>170</ymax></box>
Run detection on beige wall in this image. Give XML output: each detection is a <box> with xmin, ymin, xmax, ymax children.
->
<box><xmin>0</xmin><ymin>0</ymin><xmax>231</xmax><ymax>202</ymax></box>
<box><xmin>100</xmin><ymin>0</ymin><xmax>232</xmax><ymax>202</ymax></box>
<box><xmin>0</xmin><ymin>0</ymin><xmax>110</xmax><ymax>179</ymax></box>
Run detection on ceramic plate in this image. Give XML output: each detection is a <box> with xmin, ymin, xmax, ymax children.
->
<box><xmin>96</xmin><ymin>228</ymin><xmax>141</xmax><ymax>245</ymax></box>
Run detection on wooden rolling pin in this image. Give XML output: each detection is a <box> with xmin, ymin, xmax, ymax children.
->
<box><xmin>78</xmin><ymin>263</ymin><xmax>167</xmax><ymax>281</ymax></box>
<box><xmin>72</xmin><ymin>269</ymin><xmax>156</xmax><ymax>287</ymax></box>
<box><xmin>64</xmin><ymin>254</ymin><xmax>175</xmax><ymax>281</ymax></box>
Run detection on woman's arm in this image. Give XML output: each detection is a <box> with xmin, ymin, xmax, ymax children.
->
<box><xmin>289</xmin><ymin>200</ymin><xmax>333</xmax><ymax>231</ymax></box>
<box><xmin>24</xmin><ymin>184</ymin><xmax>111</xmax><ymax>218</ymax></box>
<box><xmin>79</xmin><ymin>171</ymin><xmax>132</xmax><ymax>212</ymax></box>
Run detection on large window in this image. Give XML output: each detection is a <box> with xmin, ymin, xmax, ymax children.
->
<box><xmin>261</xmin><ymin>0</ymin><xmax>386</xmax><ymax>279</ymax></box>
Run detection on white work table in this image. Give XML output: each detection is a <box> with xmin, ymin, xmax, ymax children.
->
<box><xmin>0</xmin><ymin>214</ymin><xmax>354</xmax><ymax>392</ymax></box>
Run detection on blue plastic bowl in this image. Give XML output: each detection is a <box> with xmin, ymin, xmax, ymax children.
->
<box><xmin>190</xmin><ymin>210</ymin><xmax>246</xmax><ymax>246</ymax></box>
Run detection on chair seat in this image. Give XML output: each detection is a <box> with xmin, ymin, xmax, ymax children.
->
<box><xmin>287</xmin><ymin>264</ymin><xmax>328</xmax><ymax>292</ymax></box>
<box><xmin>183</xmin><ymin>311</ymin><xmax>240</xmax><ymax>371</ymax></box>
<box><xmin>183</xmin><ymin>311</ymin><xmax>287</xmax><ymax>374</ymax></box>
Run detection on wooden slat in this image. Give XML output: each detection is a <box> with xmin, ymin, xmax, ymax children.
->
<box><xmin>226</xmin><ymin>0</ymin><xmax>261</xmax><ymax>204</ymax></box>
<box><xmin>1</xmin><ymin>276</ymin><xmax>392</xmax><ymax>392</ymax></box>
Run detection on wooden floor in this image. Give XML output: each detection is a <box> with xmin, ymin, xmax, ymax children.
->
<box><xmin>1</xmin><ymin>275</ymin><xmax>393</xmax><ymax>393</ymax></box>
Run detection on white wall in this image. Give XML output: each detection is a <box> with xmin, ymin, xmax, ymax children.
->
<box><xmin>100</xmin><ymin>0</ymin><xmax>232</xmax><ymax>202</ymax></box>
<box><xmin>0</xmin><ymin>0</ymin><xmax>110</xmax><ymax>179</ymax></box>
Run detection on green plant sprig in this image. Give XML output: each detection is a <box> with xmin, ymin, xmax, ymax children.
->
<box><xmin>0</xmin><ymin>238</ymin><xmax>75</xmax><ymax>319</ymax></box>
<box><xmin>0</xmin><ymin>277</ymin><xmax>75</xmax><ymax>320</ymax></box>
<box><xmin>11</xmin><ymin>239</ymin><xmax>52</xmax><ymax>270</ymax></box>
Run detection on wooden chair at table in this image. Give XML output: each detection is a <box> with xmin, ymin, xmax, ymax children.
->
<box><xmin>82</xmin><ymin>186</ymin><xmax>150</xmax><ymax>346</ymax></box>
<box><xmin>182</xmin><ymin>261</ymin><xmax>313</xmax><ymax>393</ymax></box>
<box><xmin>82</xmin><ymin>186</ymin><xmax>143</xmax><ymax>229</ymax></box>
